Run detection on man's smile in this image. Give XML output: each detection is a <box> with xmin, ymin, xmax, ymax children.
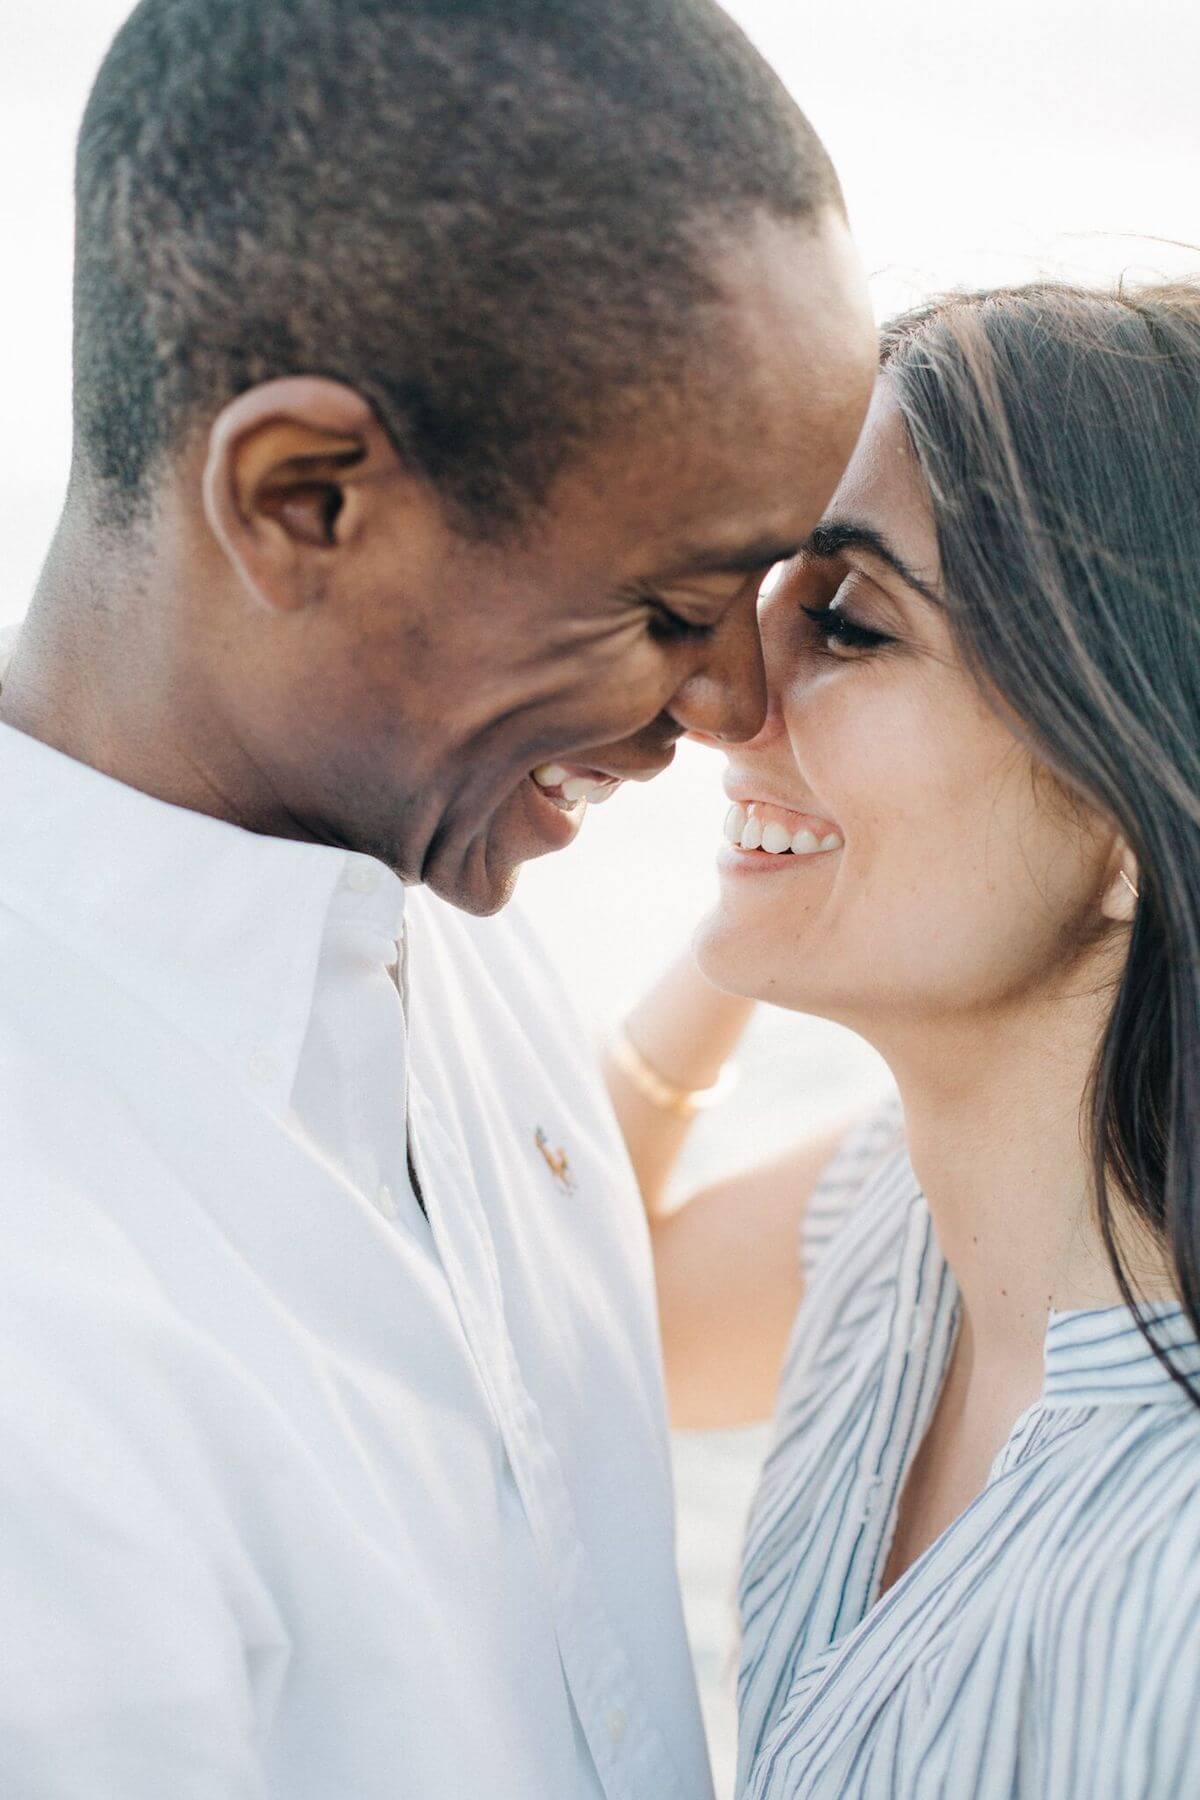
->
<box><xmin>530</xmin><ymin>763</ymin><xmax>622</xmax><ymax>809</ymax></box>
<box><xmin>529</xmin><ymin>750</ymin><xmax>678</xmax><ymax>813</ymax></box>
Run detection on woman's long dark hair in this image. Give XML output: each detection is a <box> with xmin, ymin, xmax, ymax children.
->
<box><xmin>881</xmin><ymin>281</ymin><xmax>1200</xmax><ymax>1401</ymax></box>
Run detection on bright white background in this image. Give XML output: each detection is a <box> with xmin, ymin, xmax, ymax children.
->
<box><xmin>2</xmin><ymin>3</ymin><xmax>1197</xmax><ymax>1792</ymax></box>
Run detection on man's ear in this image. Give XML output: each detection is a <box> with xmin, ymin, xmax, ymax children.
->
<box><xmin>202</xmin><ymin>377</ymin><xmax>400</xmax><ymax>612</ymax></box>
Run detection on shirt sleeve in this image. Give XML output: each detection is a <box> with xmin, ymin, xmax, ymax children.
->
<box><xmin>800</xmin><ymin>1090</ymin><xmax>906</xmax><ymax>1284</ymax></box>
<box><xmin>0</xmin><ymin>1258</ymin><xmax>275</xmax><ymax>1799</ymax></box>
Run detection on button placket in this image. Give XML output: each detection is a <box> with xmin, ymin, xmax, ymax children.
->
<box><xmin>405</xmin><ymin>1080</ymin><xmax>689</xmax><ymax>1800</ymax></box>
<box><xmin>860</xmin><ymin>1474</ymin><xmax>885</xmax><ymax>1527</ymax></box>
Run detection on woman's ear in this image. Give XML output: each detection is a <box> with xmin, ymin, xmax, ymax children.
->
<box><xmin>202</xmin><ymin>377</ymin><xmax>397</xmax><ymax>613</ymax></box>
<box><xmin>1100</xmin><ymin>843</ymin><xmax>1140</xmax><ymax>923</ymax></box>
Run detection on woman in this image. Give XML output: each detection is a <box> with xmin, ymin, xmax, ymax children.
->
<box><xmin>606</xmin><ymin>281</ymin><xmax>1200</xmax><ymax>1797</ymax></box>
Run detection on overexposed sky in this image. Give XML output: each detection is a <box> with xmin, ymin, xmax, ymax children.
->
<box><xmin>729</xmin><ymin>0</ymin><xmax>1197</xmax><ymax>310</ymax></box>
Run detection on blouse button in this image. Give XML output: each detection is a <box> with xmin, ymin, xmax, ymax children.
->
<box><xmin>861</xmin><ymin>1476</ymin><xmax>884</xmax><ymax>1525</ymax></box>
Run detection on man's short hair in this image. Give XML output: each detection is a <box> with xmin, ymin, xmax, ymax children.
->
<box><xmin>73</xmin><ymin>0</ymin><xmax>842</xmax><ymax>538</ymax></box>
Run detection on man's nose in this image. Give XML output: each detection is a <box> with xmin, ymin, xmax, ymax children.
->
<box><xmin>666</xmin><ymin>593</ymin><xmax>768</xmax><ymax>746</ymax></box>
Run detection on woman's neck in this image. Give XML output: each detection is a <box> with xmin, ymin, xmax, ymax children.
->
<box><xmin>878</xmin><ymin>980</ymin><xmax>1166</xmax><ymax>1384</ymax></box>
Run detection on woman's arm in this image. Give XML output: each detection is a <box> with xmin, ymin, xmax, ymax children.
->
<box><xmin>605</xmin><ymin>953</ymin><xmax>756</xmax><ymax>1217</ymax></box>
<box><xmin>603</xmin><ymin>955</ymin><xmax>845</xmax><ymax>1429</ymax></box>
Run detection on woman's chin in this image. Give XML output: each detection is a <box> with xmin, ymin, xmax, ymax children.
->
<box><xmin>692</xmin><ymin>908</ymin><xmax>800</xmax><ymax>1007</ymax></box>
<box><xmin>692</xmin><ymin>907</ymin><xmax>862</xmax><ymax>1026</ymax></box>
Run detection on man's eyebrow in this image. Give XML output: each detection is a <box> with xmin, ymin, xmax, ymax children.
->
<box><xmin>650</xmin><ymin>539</ymin><xmax>803</xmax><ymax>581</ymax></box>
<box><xmin>805</xmin><ymin>518</ymin><xmax>942</xmax><ymax>606</ymax></box>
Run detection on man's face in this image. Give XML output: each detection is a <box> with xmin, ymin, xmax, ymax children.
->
<box><xmin>213</xmin><ymin>210</ymin><xmax>877</xmax><ymax>913</ymax></box>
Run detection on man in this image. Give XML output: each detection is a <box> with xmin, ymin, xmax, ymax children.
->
<box><xmin>0</xmin><ymin>1</ymin><xmax>875</xmax><ymax>1794</ymax></box>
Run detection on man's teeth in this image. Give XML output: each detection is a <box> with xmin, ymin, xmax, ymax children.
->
<box><xmin>531</xmin><ymin>764</ymin><xmax>615</xmax><ymax>806</ymax></box>
<box><xmin>723</xmin><ymin>804</ymin><xmax>843</xmax><ymax>857</ymax></box>
<box><xmin>561</xmin><ymin>776</ymin><xmax>602</xmax><ymax>803</ymax></box>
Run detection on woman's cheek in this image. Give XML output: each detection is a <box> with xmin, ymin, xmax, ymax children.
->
<box><xmin>793</xmin><ymin>675</ymin><xmax>934</xmax><ymax>834</ymax></box>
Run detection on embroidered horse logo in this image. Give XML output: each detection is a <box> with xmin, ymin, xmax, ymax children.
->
<box><xmin>535</xmin><ymin>1127</ymin><xmax>577</xmax><ymax>1194</ymax></box>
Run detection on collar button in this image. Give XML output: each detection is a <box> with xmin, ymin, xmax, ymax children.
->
<box><xmin>247</xmin><ymin>1046</ymin><xmax>278</xmax><ymax>1086</ymax></box>
<box><xmin>345</xmin><ymin>857</ymin><xmax>380</xmax><ymax>895</ymax></box>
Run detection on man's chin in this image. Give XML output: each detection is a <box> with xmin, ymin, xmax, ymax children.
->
<box><xmin>424</xmin><ymin>777</ymin><xmax>585</xmax><ymax>915</ymax></box>
<box><xmin>424</xmin><ymin>854</ymin><xmax>519</xmax><ymax>918</ymax></box>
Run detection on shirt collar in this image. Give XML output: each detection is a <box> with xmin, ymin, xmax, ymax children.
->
<box><xmin>1042</xmin><ymin>1302</ymin><xmax>1200</xmax><ymax>1409</ymax></box>
<box><xmin>0</xmin><ymin>719</ymin><xmax>406</xmax><ymax>1110</ymax></box>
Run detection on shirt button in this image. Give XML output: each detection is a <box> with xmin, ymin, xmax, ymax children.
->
<box><xmin>247</xmin><ymin>1046</ymin><xmax>278</xmax><ymax>1085</ymax></box>
<box><xmin>861</xmin><ymin>1476</ymin><xmax>883</xmax><ymax>1525</ymax></box>
<box><xmin>606</xmin><ymin>1708</ymin><xmax>628</xmax><ymax>1746</ymax></box>
<box><xmin>345</xmin><ymin>857</ymin><xmax>380</xmax><ymax>895</ymax></box>
<box><xmin>374</xmin><ymin>1184</ymin><xmax>398</xmax><ymax>1221</ymax></box>
<box><xmin>908</xmin><ymin>1308</ymin><xmax>928</xmax><ymax>1350</ymax></box>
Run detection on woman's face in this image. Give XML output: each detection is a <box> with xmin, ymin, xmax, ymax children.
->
<box><xmin>695</xmin><ymin>381</ymin><xmax>1119</xmax><ymax>1035</ymax></box>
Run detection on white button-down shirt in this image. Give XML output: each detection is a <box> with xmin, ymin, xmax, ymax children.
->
<box><xmin>739</xmin><ymin>1103</ymin><xmax>1200</xmax><ymax>1799</ymax></box>
<box><xmin>0</xmin><ymin>718</ymin><xmax>711</xmax><ymax>1800</ymax></box>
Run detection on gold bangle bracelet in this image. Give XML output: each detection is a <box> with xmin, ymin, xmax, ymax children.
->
<box><xmin>607</xmin><ymin>1027</ymin><xmax>739</xmax><ymax>1119</ymax></box>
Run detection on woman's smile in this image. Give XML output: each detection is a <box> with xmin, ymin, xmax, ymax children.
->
<box><xmin>720</xmin><ymin>797</ymin><xmax>844</xmax><ymax>867</ymax></box>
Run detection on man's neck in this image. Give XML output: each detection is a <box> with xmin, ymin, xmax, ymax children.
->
<box><xmin>3</xmin><ymin>505</ymin><xmax>267</xmax><ymax>834</ymax></box>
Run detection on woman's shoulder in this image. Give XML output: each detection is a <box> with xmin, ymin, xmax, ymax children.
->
<box><xmin>1019</xmin><ymin>1410</ymin><xmax>1200</xmax><ymax>1791</ymax></box>
<box><xmin>1031</xmin><ymin>1400</ymin><xmax>1200</xmax><ymax>1614</ymax></box>
<box><xmin>800</xmin><ymin>1087</ymin><xmax>913</xmax><ymax>1283</ymax></box>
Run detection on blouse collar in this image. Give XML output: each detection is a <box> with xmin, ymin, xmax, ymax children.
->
<box><xmin>1042</xmin><ymin>1302</ymin><xmax>1200</xmax><ymax>1409</ymax></box>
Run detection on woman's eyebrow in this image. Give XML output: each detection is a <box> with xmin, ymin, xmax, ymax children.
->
<box><xmin>805</xmin><ymin>517</ymin><xmax>942</xmax><ymax>606</ymax></box>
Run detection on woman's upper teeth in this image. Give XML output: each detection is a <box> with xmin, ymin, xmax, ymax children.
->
<box><xmin>723</xmin><ymin>802</ymin><xmax>842</xmax><ymax>856</ymax></box>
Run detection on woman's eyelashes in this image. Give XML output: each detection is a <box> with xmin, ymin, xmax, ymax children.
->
<box><xmin>799</xmin><ymin>601</ymin><xmax>895</xmax><ymax>657</ymax></box>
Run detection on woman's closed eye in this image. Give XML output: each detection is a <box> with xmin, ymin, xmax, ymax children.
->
<box><xmin>800</xmin><ymin>602</ymin><xmax>895</xmax><ymax>657</ymax></box>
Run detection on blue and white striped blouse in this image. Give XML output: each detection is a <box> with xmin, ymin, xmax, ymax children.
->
<box><xmin>738</xmin><ymin>1101</ymin><xmax>1200</xmax><ymax>1799</ymax></box>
